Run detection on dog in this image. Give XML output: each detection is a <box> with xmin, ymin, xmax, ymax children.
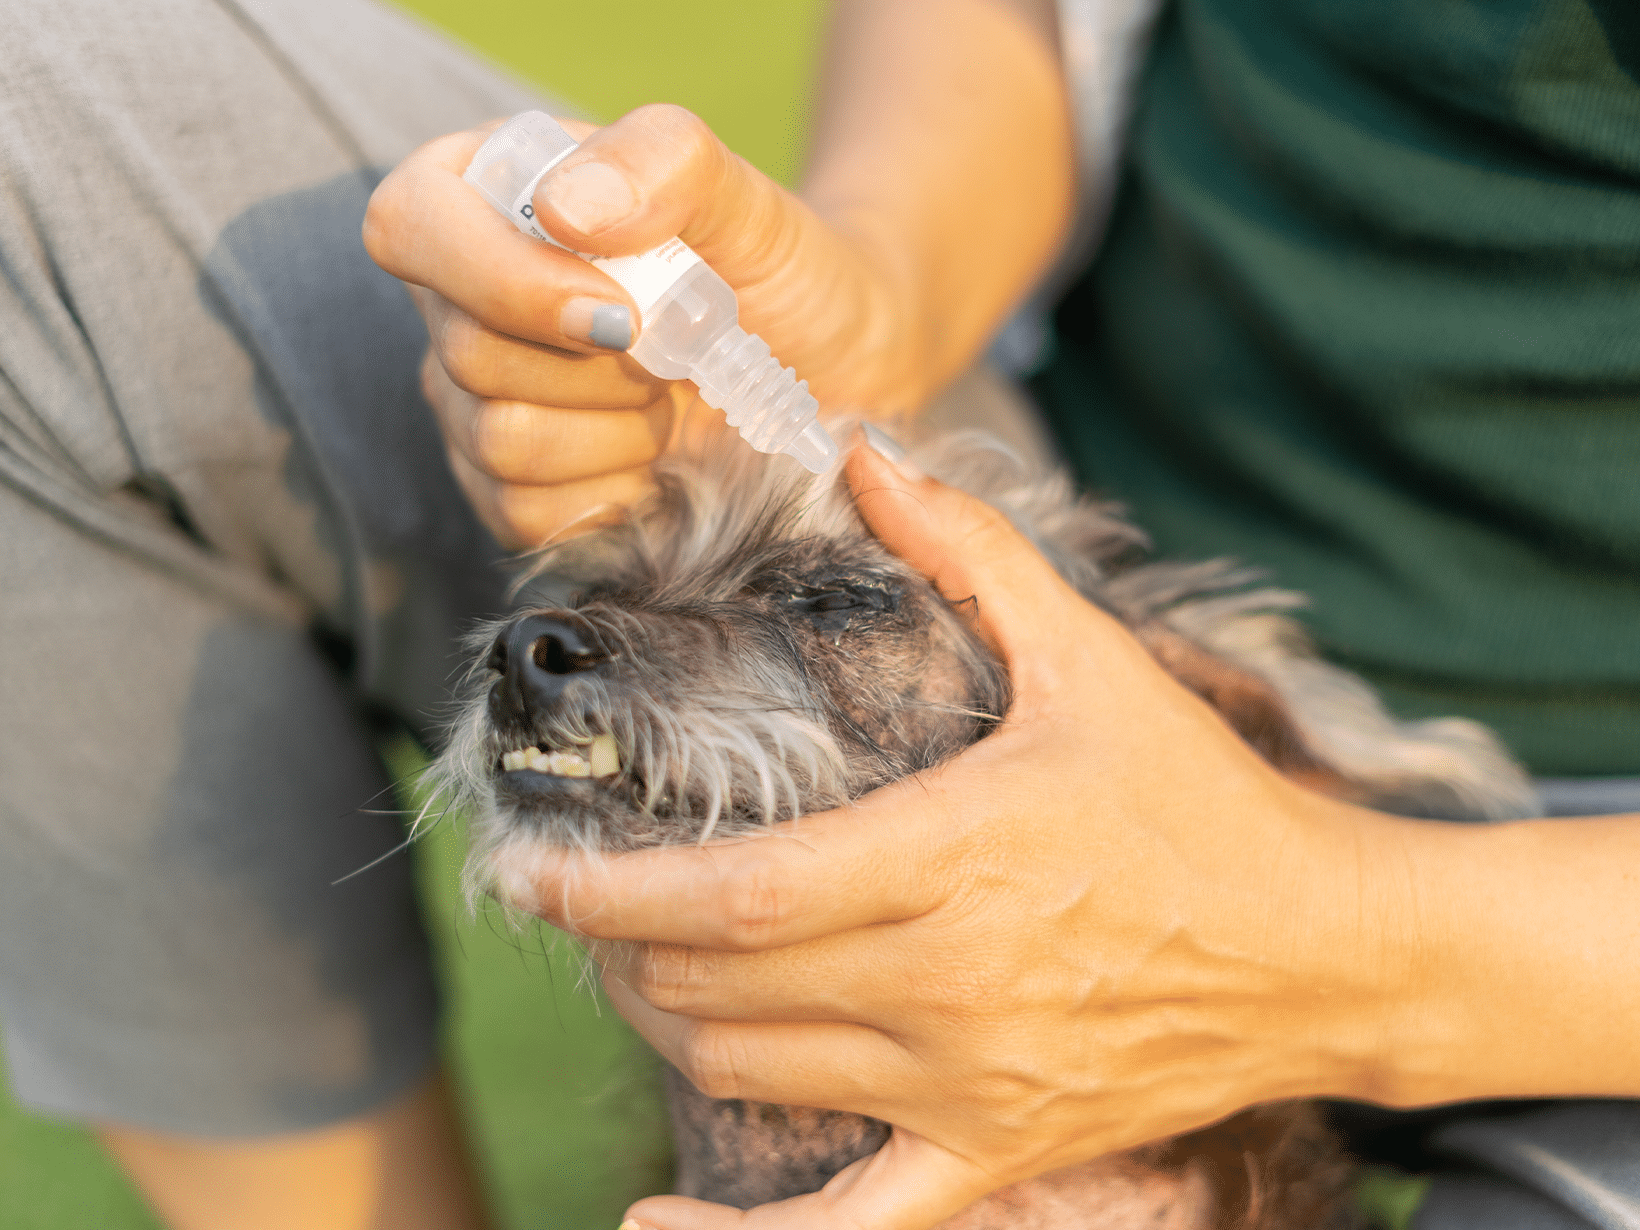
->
<box><xmin>433</xmin><ymin>424</ymin><xmax>1537</xmax><ymax>1228</ymax></box>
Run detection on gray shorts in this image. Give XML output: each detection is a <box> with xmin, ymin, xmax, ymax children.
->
<box><xmin>0</xmin><ymin>0</ymin><xmax>542</xmax><ymax>1135</ymax></box>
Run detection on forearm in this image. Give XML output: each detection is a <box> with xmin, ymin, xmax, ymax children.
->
<box><xmin>1322</xmin><ymin>803</ymin><xmax>1640</xmax><ymax>1107</ymax></box>
<box><xmin>802</xmin><ymin>0</ymin><xmax>1075</xmax><ymax>409</ymax></box>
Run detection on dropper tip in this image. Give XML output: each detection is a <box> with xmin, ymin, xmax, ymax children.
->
<box><xmin>783</xmin><ymin>420</ymin><xmax>839</xmax><ymax>474</ymax></box>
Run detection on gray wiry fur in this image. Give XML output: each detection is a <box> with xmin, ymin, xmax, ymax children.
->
<box><xmin>431</xmin><ymin>427</ymin><xmax>1538</xmax><ymax>1228</ymax></box>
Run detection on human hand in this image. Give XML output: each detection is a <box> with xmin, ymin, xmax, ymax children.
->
<box><xmin>507</xmin><ymin>444</ymin><xmax>1424</xmax><ymax>1230</ymax></box>
<box><xmin>363</xmin><ymin>106</ymin><xmax>914</xmax><ymax>548</ymax></box>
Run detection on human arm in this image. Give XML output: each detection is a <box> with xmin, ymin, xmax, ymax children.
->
<box><xmin>362</xmin><ymin>0</ymin><xmax>1073</xmax><ymax>547</ymax></box>
<box><xmin>504</xmin><ymin>443</ymin><xmax>1640</xmax><ymax>1230</ymax></box>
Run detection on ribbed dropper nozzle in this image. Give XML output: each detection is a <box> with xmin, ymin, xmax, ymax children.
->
<box><xmin>688</xmin><ymin>326</ymin><xmax>838</xmax><ymax>473</ymax></box>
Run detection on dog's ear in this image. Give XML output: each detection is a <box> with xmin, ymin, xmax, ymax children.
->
<box><xmin>919</xmin><ymin>431</ymin><xmax>1538</xmax><ymax>821</ymax></box>
<box><xmin>1137</xmin><ymin>608</ymin><xmax>1538</xmax><ymax>821</ymax></box>
<box><xmin>1137</xmin><ymin>625</ymin><xmax>1368</xmax><ymax>803</ymax></box>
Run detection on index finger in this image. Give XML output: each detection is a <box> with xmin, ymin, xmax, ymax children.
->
<box><xmin>497</xmin><ymin>766</ymin><xmax>979</xmax><ymax>950</ymax></box>
<box><xmin>363</xmin><ymin>126</ymin><xmax>639</xmax><ymax>349</ymax></box>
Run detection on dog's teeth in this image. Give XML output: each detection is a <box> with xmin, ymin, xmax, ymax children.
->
<box><xmin>498</xmin><ymin>739</ymin><xmax>615</xmax><ymax>779</ymax></box>
<box><xmin>550</xmin><ymin>751</ymin><xmax>592</xmax><ymax>778</ymax></box>
<box><xmin>588</xmin><ymin>733</ymin><xmax>620</xmax><ymax>777</ymax></box>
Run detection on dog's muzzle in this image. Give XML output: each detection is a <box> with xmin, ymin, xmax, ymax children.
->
<box><xmin>486</xmin><ymin>612</ymin><xmax>622</xmax><ymax>784</ymax></box>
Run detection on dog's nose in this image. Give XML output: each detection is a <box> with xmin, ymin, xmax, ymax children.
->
<box><xmin>487</xmin><ymin>613</ymin><xmax>610</xmax><ymax>726</ymax></box>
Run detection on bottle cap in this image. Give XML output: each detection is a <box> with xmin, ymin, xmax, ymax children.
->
<box><xmin>464</xmin><ymin>111</ymin><xmax>578</xmax><ymax>220</ymax></box>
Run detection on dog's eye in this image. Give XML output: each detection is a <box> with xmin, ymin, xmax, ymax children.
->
<box><xmin>767</xmin><ymin>580</ymin><xmax>898</xmax><ymax>626</ymax></box>
<box><xmin>798</xmin><ymin>591</ymin><xmax>862</xmax><ymax>614</ymax></box>
<box><xmin>783</xmin><ymin>587</ymin><xmax>894</xmax><ymax>632</ymax></box>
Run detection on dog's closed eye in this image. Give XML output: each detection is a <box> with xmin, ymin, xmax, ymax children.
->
<box><xmin>791</xmin><ymin>590</ymin><xmax>863</xmax><ymax>613</ymax></box>
<box><xmin>781</xmin><ymin>585</ymin><xmax>899</xmax><ymax>633</ymax></box>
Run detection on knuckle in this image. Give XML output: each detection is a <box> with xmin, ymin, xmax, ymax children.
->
<box><xmin>467</xmin><ymin>401</ymin><xmax>528</xmax><ymax>475</ymax></box>
<box><xmin>635</xmin><ymin>945</ymin><xmax>703</xmax><ymax>1013</ymax></box>
<box><xmin>359</xmin><ymin>184</ymin><xmax>402</xmax><ymax>268</ymax></box>
<box><xmin>963</xmin><ymin>498</ymin><xmax>1026</xmax><ymax>556</ymax></box>
<box><xmin>444</xmin><ymin>445</ymin><xmax>533</xmax><ymax>550</ymax></box>
<box><xmin>492</xmin><ymin>475</ymin><xmax>546</xmax><ymax>527</ymax></box>
<box><xmin>433</xmin><ymin>311</ymin><xmax>496</xmax><ymax>395</ymax></box>
<box><xmin>682</xmin><ymin>1023</ymin><xmax>748</xmax><ymax>1101</ymax></box>
<box><xmin>629</xmin><ymin>104</ymin><xmax>721</xmax><ymax>176</ymax></box>
<box><xmin>715</xmin><ymin>861</ymin><xmax>787</xmax><ymax>951</ymax></box>
<box><xmin>967</xmin><ymin>498</ymin><xmax>1015</xmax><ymax>538</ymax></box>
<box><xmin>418</xmin><ymin>349</ymin><xmax>444</xmax><ymax>404</ymax></box>
<box><xmin>632</xmin><ymin>102</ymin><xmax>709</xmax><ymax>145</ymax></box>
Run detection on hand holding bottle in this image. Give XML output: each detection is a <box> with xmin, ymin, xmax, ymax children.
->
<box><xmin>364</xmin><ymin>0</ymin><xmax>1075</xmax><ymax>551</ymax></box>
<box><xmin>364</xmin><ymin>104</ymin><xmax>913</xmax><ymax>547</ymax></box>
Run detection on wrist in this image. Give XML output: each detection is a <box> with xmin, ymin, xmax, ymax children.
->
<box><xmin>1296</xmin><ymin>801</ymin><xmax>1475</xmax><ymax>1108</ymax></box>
<box><xmin>1294</xmin><ymin>804</ymin><xmax>1640</xmax><ymax>1110</ymax></box>
<box><xmin>1213</xmin><ymin>791</ymin><xmax>1469</xmax><ymax>1110</ymax></box>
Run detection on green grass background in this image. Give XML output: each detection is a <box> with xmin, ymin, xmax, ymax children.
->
<box><xmin>401</xmin><ymin>0</ymin><xmax>829</xmax><ymax>189</ymax></box>
<box><xmin>0</xmin><ymin>6</ymin><xmax>823</xmax><ymax>1226</ymax></box>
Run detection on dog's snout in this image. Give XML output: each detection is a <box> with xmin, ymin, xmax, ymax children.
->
<box><xmin>488</xmin><ymin>614</ymin><xmax>609</xmax><ymax>726</ymax></box>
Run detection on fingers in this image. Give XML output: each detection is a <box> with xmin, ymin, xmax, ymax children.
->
<box><xmin>626</xmin><ymin>1129</ymin><xmax>993</xmax><ymax>1230</ymax></box>
<box><xmin>421</xmin><ymin>347</ymin><xmax>673</xmax><ymax>485</ymax></box>
<box><xmin>364</xmin><ymin>125</ymin><xmax>642</xmax><ymax>352</ymax></box>
<box><xmin>418</xmin><ymin>349</ymin><xmax>670</xmax><ymax>547</ymax></box>
<box><xmin>603</xmin><ymin>974</ymin><xmax>918</xmax><ymax>1116</ymax></box>
<box><xmin>366</xmin><ymin>106</ymin><xmax>813</xmax><ymax>351</ymax></box>
<box><xmin>417</xmin><ymin>287</ymin><xmax>662</xmax><ymax>408</ymax></box>
<box><xmin>844</xmin><ymin>440</ymin><xmax>1072</xmax><ymax>649</ymax></box>
<box><xmin>601</xmin><ymin>915</ymin><xmax>925</xmax><ymax>1026</ymax></box>
<box><xmin>531</xmin><ymin>106</ymin><xmax>896</xmax><ymax>403</ymax></box>
<box><xmin>369</xmin><ymin>108</ymin><xmax>908</xmax><ymax>416</ymax></box>
<box><xmin>498</xmin><ymin>774</ymin><xmax>959</xmax><ymax>949</ymax></box>
<box><xmin>444</xmin><ymin>447</ymin><xmax>653</xmax><ymax>549</ymax></box>
<box><xmin>531</xmin><ymin>104</ymin><xmax>811</xmax><ymax>292</ymax></box>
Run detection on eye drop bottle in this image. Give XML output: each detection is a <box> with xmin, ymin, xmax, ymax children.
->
<box><xmin>464</xmin><ymin>111</ymin><xmax>838</xmax><ymax>474</ymax></box>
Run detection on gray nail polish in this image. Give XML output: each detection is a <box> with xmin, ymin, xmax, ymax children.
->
<box><xmin>861</xmin><ymin>421</ymin><xmax>907</xmax><ymax>462</ymax></box>
<box><xmin>588</xmin><ymin>303</ymin><xmax>632</xmax><ymax>351</ymax></box>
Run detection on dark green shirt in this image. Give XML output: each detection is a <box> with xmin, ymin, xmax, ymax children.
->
<box><xmin>1034</xmin><ymin>0</ymin><xmax>1640</xmax><ymax>775</ymax></box>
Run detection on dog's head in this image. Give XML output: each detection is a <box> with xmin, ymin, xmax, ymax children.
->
<box><xmin>437</xmin><ymin>434</ymin><xmax>1106</xmax><ymax>882</ymax></box>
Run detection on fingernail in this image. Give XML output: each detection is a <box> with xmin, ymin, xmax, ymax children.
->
<box><xmin>538</xmin><ymin>160</ymin><xmax>638</xmax><ymax>236</ymax></box>
<box><xmin>860</xmin><ymin>421</ymin><xmax>906</xmax><ymax>463</ymax></box>
<box><xmin>562</xmin><ymin>297</ymin><xmax>632</xmax><ymax>351</ymax></box>
<box><xmin>859</xmin><ymin>422</ymin><xmax>924</xmax><ymax>480</ymax></box>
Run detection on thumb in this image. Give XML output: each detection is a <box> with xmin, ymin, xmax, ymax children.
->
<box><xmin>532</xmin><ymin>105</ymin><xmax>881</xmax><ymax>410</ymax></box>
<box><xmin>623</xmin><ymin>1129</ymin><xmax>997</xmax><ymax>1230</ymax></box>
<box><xmin>533</xmin><ymin>103</ymin><xmax>800</xmax><ymax>285</ymax></box>
<box><xmin>844</xmin><ymin>439</ymin><xmax>1096</xmax><ymax>672</ymax></box>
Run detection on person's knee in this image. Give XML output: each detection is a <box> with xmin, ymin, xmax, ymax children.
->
<box><xmin>95</xmin><ymin>1069</ymin><xmax>491</xmax><ymax>1230</ymax></box>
